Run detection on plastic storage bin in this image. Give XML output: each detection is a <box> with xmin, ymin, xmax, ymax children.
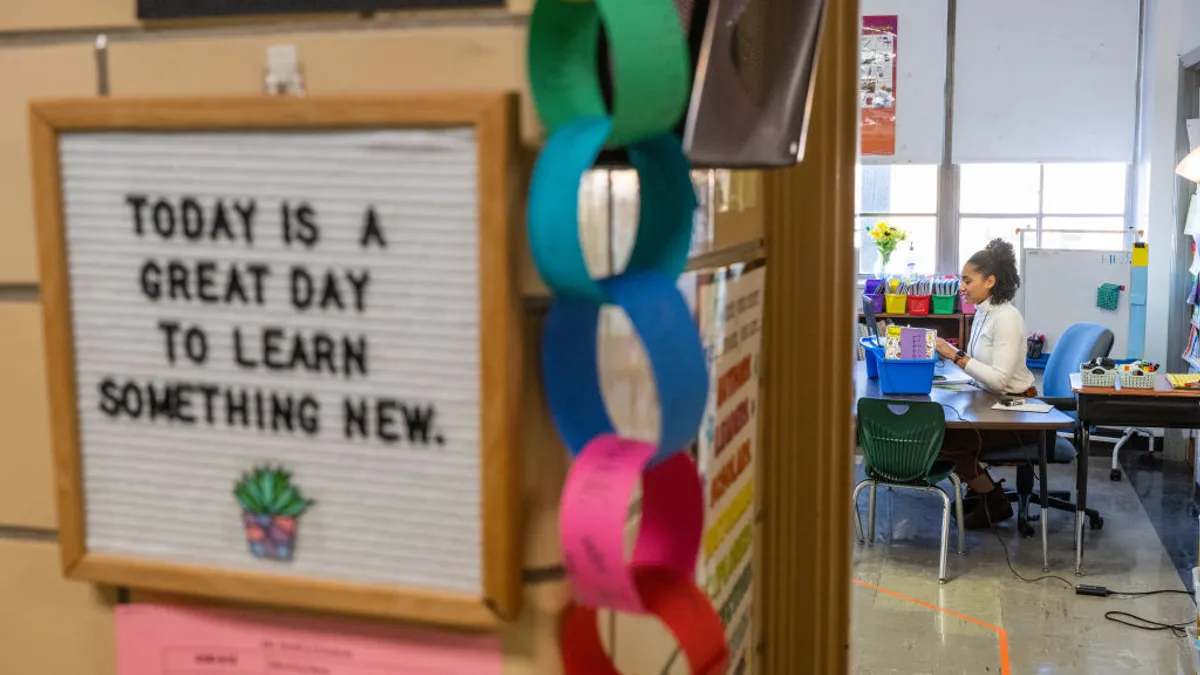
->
<box><xmin>908</xmin><ymin>295</ymin><xmax>931</xmax><ymax>315</ymax></box>
<box><xmin>961</xmin><ymin>294</ymin><xmax>976</xmax><ymax>314</ymax></box>
<box><xmin>878</xmin><ymin>357</ymin><xmax>937</xmax><ymax>395</ymax></box>
<box><xmin>885</xmin><ymin>294</ymin><xmax>908</xmax><ymax>314</ymax></box>
<box><xmin>860</xmin><ymin>337</ymin><xmax>882</xmax><ymax>378</ymax></box>
<box><xmin>864</xmin><ymin>293</ymin><xmax>885</xmax><ymax>314</ymax></box>
<box><xmin>932</xmin><ymin>294</ymin><xmax>957</xmax><ymax>315</ymax></box>
<box><xmin>1080</xmin><ymin>365</ymin><xmax>1118</xmax><ymax>388</ymax></box>
<box><xmin>864</xmin><ymin>279</ymin><xmax>885</xmax><ymax>296</ymax></box>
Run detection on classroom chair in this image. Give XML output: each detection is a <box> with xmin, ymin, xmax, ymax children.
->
<box><xmin>853</xmin><ymin>399</ymin><xmax>965</xmax><ymax>583</ymax></box>
<box><xmin>1041</xmin><ymin>326</ymin><xmax>1153</xmax><ymax>483</ymax></box>
<box><xmin>982</xmin><ymin>322</ymin><xmax>1112</xmax><ymax>536</ymax></box>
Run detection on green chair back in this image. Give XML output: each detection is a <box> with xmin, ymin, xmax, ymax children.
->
<box><xmin>857</xmin><ymin>399</ymin><xmax>947</xmax><ymax>483</ymax></box>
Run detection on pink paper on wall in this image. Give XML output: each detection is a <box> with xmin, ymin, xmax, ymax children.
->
<box><xmin>116</xmin><ymin>604</ymin><xmax>503</xmax><ymax>675</ymax></box>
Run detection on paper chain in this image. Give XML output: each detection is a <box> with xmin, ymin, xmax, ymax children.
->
<box><xmin>526</xmin><ymin>0</ymin><xmax>730</xmax><ymax>672</ymax></box>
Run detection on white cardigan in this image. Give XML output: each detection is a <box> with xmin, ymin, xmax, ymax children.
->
<box><xmin>964</xmin><ymin>298</ymin><xmax>1036</xmax><ymax>394</ymax></box>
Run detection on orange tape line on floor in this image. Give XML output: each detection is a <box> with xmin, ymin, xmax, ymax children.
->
<box><xmin>854</xmin><ymin>579</ymin><xmax>1011</xmax><ymax>675</ymax></box>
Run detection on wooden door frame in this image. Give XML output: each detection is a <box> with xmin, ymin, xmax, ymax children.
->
<box><xmin>758</xmin><ymin>0</ymin><xmax>858</xmax><ymax>671</ymax></box>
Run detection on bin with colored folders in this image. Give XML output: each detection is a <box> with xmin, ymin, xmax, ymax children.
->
<box><xmin>907</xmin><ymin>295</ymin><xmax>931</xmax><ymax>316</ymax></box>
<box><xmin>864</xmin><ymin>293</ymin><xmax>884</xmax><ymax>314</ymax></box>
<box><xmin>885</xmin><ymin>294</ymin><xmax>907</xmax><ymax>314</ymax></box>
<box><xmin>961</xmin><ymin>294</ymin><xmax>976</xmax><ymax>314</ymax></box>
<box><xmin>877</xmin><ymin>356</ymin><xmax>937</xmax><ymax>395</ymax></box>
<box><xmin>932</xmin><ymin>294</ymin><xmax>957</xmax><ymax>315</ymax></box>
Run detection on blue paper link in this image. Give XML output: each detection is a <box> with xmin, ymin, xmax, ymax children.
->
<box><xmin>541</xmin><ymin>269</ymin><xmax>708</xmax><ymax>463</ymax></box>
<box><xmin>528</xmin><ymin>116</ymin><xmax>698</xmax><ymax>303</ymax></box>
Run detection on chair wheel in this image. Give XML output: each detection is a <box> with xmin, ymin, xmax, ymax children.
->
<box><xmin>1018</xmin><ymin>522</ymin><xmax>1035</xmax><ymax>538</ymax></box>
<box><xmin>1089</xmin><ymin>516</ymin><xmax>1104</xmax><ymax>530</ymax></box>
<box><xmin>1110</xmin><ymin>469</ymin><xmax>1122</xmax><ymax>481</ymax></box>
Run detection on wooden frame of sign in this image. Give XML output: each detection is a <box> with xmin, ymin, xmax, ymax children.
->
<box><xmin>30</xmin><ymin>93</ymin><xmax>523</xmax><ymax>629</ymax></box>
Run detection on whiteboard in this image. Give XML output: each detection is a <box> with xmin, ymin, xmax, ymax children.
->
<box><xmin>32</xmin><ymin>95</ymin><xmax>521</xmax><ymax>627</ymax></box>
<box><xmin>1020</xmin><ymin>249</ymin><xmax>1131</xmax><ymax>357</ymax></box>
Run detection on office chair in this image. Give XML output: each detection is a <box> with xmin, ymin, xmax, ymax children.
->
<box><xmin>1041</xmin><ymin>324</ymin><xmax>1152</xmax><ymax>480</ymax></box>
<box><xmin>1107</xmin><ymin>427</ymin><xmax>1155</xmax><ymax>481</ymax></box>
<box><xmin>982</xmin><ymin>322</ymin><xmax>1112</xmax><ymax>537</ymax></box>
<box><xmin>852</xmin><ymin>399</ymin><xmax>965</xmax><ymax>583</ymax></box>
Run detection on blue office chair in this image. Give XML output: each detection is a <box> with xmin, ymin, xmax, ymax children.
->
<box><xmin>1041</xmin><ymin>323</ymin><xmax>1114</xmax><ymax>405</ymax></box>
<box><xmin>982</xmin><ymin>322</ymin><xmax>1113</xmax><ymax>537</ymax></box>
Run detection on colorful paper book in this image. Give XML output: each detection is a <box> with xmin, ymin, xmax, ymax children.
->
<box><xmin>885</xmin><ymin>327</ymin><xmax>936</xmax><ymax>360</ymax></box>
<box><xmin>1167</xmin><ymin>373</ymin><xmax>1200</xmax><ymax>389</ymax></box>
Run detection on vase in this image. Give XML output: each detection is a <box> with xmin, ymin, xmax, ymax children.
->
<box><xmin>873</xmin><ymin>254</ymin><xmax>890</xmax><ymax>279</ymax></box>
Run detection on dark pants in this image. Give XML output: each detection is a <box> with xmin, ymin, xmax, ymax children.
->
<box><xmin>939</xmin><ymin>384</ymin><xmax>1041</xmax><ymax>491</ymax></box>
<box><xmin>938</xmin><ymin>428</ymin><xmax>1041</xmax><ymax>491</ymax></box>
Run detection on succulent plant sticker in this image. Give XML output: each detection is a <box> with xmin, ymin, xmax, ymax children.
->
<box><xmin>234</xmin><ymin>465</ymin><xmax>315</xmax><ymax>563</ymax></box>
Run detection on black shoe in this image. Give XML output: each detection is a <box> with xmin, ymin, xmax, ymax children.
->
<box><xmin>960</xmin><ymin>478</ymin><xmax>1006</xmax><ymax>514</ymax></box>
<box><xmin>963</xmin><ymin>488</ymin><xmax>1013</xmax><ymax>530</ymax></box>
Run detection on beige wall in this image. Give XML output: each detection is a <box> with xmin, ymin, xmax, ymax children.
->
<box><xmin>0</xmin><ymin>44</ymin><xmax>98</xmax><ymax>284</ymax></box>
<box><xmin>0</xmin><ymin>303</ymin><xmax>56</xmax><ymax>529</ymax></box>
<box><xmin>0</xmin><ymin>0</ymin><xmax>137</xmax><ymax>32</ymax></box>
<box><xmin>0</xmin><ymin>539</ymin><xmax>118</xmax><ymax>675</ymax></box>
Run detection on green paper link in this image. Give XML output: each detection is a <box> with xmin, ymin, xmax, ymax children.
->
<box><xmin>528</xmin><ymin>0</ymin><xmax>692</xmax><ymax>149</ymax></box>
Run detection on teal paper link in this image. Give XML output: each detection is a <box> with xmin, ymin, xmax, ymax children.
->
<box><xmin>528</xmin><ymin>115</ymin><xmax>698</xmax><ymax>303</ymax></box>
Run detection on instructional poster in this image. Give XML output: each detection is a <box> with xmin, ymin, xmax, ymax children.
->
<box><xmin>861</xmin><ymin>15</ymin><xmax>898</xmax><ymax>156</ymax></box>
<box><xmin>696</xmin><ymin>263</ymin><xmax>764</xmax><ymax>675</ymax></box>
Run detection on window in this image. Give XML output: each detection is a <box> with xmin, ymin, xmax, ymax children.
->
<box><xmin>855</xmin><ymin>164</ymin><xmax>939</xmax><ymax>275</ymax></box>
<box><xmin>957</xmin><ymin>163</ymin><xmax>1129</xmax><ymax>267</ymax></box>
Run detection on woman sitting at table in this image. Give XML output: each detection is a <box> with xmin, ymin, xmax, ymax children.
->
<box><xmin>934</xmin><ymin>238</ymin><xmax>1037</xmax><ymax>529</ymax></box>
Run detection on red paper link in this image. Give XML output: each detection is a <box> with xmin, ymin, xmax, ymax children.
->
<box><xmin>561</xmin><ymin>566</ymin><xmax>729</xmax><ymax>675</ymax></box>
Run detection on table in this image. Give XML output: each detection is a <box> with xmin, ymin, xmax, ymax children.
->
<box><xmin>1071</xmin><ymin>372</ymin><xmax>1200</xmax><ymax>575</ymax></box>
<box><xmin>855</xmin><ymin>362</ymin><xmax>1076</xmax><ymax>571</ymax></box>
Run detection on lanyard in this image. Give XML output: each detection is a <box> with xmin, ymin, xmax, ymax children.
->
<box><xmin>967</xmin><ymin>306</ymin><xmax>987</xmax><ymax>356</ymax></box>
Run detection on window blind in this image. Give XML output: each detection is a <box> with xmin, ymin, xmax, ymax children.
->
<box><xmin>952</xmin><ymin>0</ymin><xmax>1139</xmax><ymax>163</ymax></box>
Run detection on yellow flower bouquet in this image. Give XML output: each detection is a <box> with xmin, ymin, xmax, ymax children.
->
<box><xmin>868</xmin><ymin>220</ymin><xmax>908</xmax><ymax>269</ymax></box>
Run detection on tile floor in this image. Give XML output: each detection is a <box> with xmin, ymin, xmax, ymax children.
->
<box><xmin>852</xmin><ymin>455</ymin><xmax>1198</xmax><ymax>674</ymax></box>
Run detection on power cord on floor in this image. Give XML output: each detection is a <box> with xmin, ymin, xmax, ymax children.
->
<box><xmin>949</xmin><ymin>407</ymin><xmax>1198</xmax><ymax>638</ymax></box>
<box><xmin>1102</xmin><ymin>611</ymin><xmax>1194</xmax><ymax>638</ymax></box>
<box><xmin>981</xmin><ymin>489</ymin><xmax>1196</xmax><ymax>637</ymax></box>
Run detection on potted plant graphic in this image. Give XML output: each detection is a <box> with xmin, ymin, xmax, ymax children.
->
<box><xmin>234</xmin><ymin>465</ymin><xmax>314</xmax><ymax>562</ymax></box>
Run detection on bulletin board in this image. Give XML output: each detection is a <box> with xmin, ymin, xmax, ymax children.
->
<box><xmin>30</xmin><ymin>94</ymin><xmax>523</xmax><ymax>629</ymax></box>
<box><xmin>695</xmin><ymin>262</ymin><xmax>762</xmax><ymax>675</ymax></box>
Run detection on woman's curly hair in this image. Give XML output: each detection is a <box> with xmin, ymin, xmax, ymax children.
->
<box><xmin>967</xmin><ymin>239</ymin><xmax>1020</xmax><ymax>304</ymax></box>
